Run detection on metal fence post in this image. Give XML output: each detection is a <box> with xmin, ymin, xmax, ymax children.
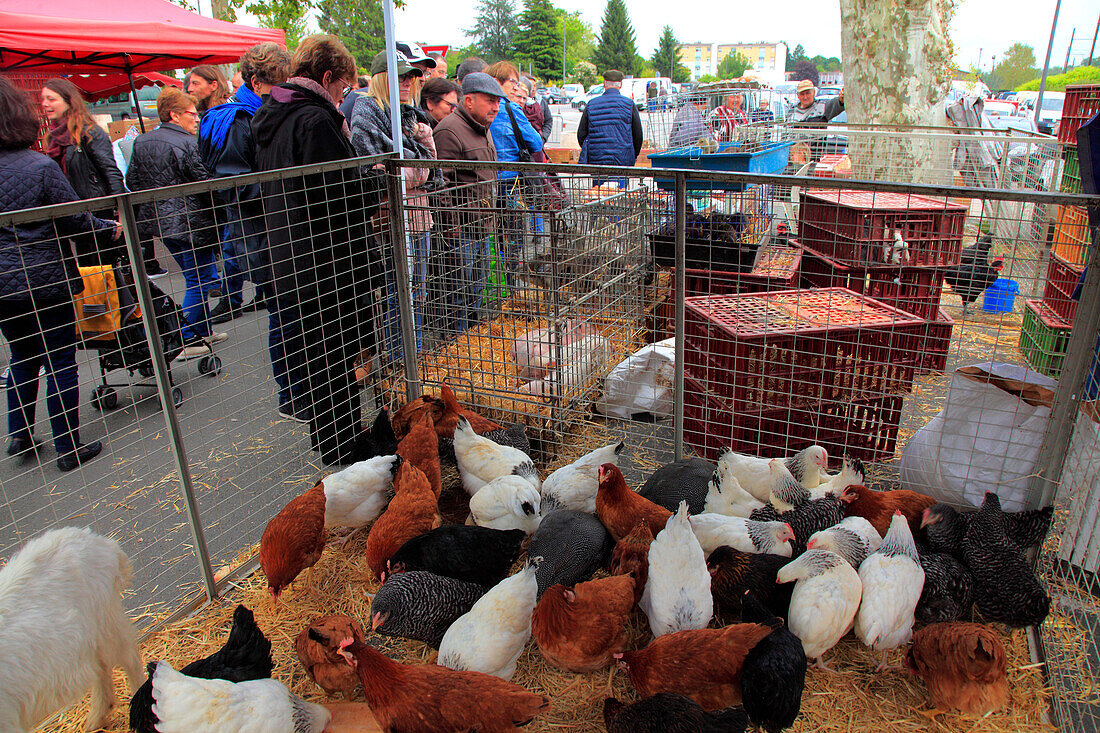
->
<box><xmin>673</xmin><ymin>172</ymin><xmax>687</xmax><ymax>461</ymax></box>
<box><xmin>385</xmin><ymin>161</ymin><xmax>422</xmax><ymax>402</ymax></box>
<box><xmin>116</xmin><ymin>195</ymin><xmax>218</xmax><ymax>602</ymax></box>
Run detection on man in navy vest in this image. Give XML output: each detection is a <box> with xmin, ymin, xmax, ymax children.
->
<box><xmin>577</xmin><ymin>69</ymin><xmax>643</xmax><ymax>183</ymax></box>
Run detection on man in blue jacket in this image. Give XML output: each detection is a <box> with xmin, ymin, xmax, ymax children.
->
<box><xmin>577</xmin><ymin>69</ymin><xmax>644</xmax><ymax>180</ymax></box>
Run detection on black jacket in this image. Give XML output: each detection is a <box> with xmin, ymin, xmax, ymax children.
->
<box><xmin>0</xmin><ymin>149</ymin><xmax>113</xmax><ymax>303</ymax></box>
<box><xmin>60</xmin><ymin>124</ymin><xmax>125</xmax><ymax>204</ymax></box>
<box><xmin>197</xmin><ymin>105</ymin><xmax>260</xmax><ymax>208</ymax></box>
<box><xmin>251</xmin><ymin>82</ymin><xmax>384</xmax><ymax>303</ymax></box>
<box><xmin>126</xmin><ymin>123</ymin><xmax>218</xmax><ymax>250</ymax></box>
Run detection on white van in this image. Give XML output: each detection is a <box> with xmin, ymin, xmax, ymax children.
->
<box><xmin>621</xmin><ymin>77</ymin><xmax>675</xmax><ymax>110</ymax></box>
<box><xmin>562</xmin><ymin>83</ymin><xmax>585</xmax><ymax>101</ymax></box>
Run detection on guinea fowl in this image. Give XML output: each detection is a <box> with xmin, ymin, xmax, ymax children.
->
<box><xmin>638</xmin><ymin>457</ymin><xmax>715</xmax><ymax>514</ymax></box>
<box><xmin>528</xmin><ymin>509</ymin><xmax>615</xmax><ymax>597</ymax></box>
<box><xmin>481</xmin><ymin>422</ymin><xmax>532</xmax><ymax>457</ymax></box>
<box><xmin>944</xmin><ymin>236</ymin><xmax>1004</xmax><ymax>313</ymax></box>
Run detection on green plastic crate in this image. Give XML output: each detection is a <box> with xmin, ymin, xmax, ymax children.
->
<box><xmin>1020</xmin><ymin>299</ymin><xmax>1072</xmax><ymax>378</ymax></box>
<box><xmin>1061</xmin><ymin>148</ymin><xmax>1081</xmax><ymax>195</ymax></box>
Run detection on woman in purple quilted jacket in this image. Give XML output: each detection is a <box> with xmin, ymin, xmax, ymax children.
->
<box><xmin>0</xmin><ymin>76</ymin><xmax>118</xmax><ymax>471</ymax></box>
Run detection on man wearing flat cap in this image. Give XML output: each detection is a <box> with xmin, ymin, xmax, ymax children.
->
<box><xmin>577</xmin><ymin>69</ymin><xmax>644</xmax><ymax>175</ymax></box>
<box><xmin>786</xmin><ymin>79</ymin><xmax>845</xmax><ymax>124</ymax></box>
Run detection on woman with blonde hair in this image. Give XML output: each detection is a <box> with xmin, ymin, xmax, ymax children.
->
<box><xmin>40</xmin><ymin>78</ymin><xmax>125</xmax><ymax>266</ymax></box>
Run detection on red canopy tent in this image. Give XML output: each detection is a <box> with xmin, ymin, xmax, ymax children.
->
<box><xmin>69</xmin><ymin>71</ymin><xmax>181</xmax><ymax>102</ymax></box>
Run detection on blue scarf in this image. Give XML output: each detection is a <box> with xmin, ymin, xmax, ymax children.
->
<box><xmin>199</xmin><ymin>83</ymin><xmax>263</xmax><ymax>152</ymax></box>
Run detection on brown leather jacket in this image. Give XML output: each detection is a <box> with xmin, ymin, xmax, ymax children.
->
<box><xmin>432</xmin><ymin>107</ymin><xmax>497</xmax><ymax>239</ymax></box>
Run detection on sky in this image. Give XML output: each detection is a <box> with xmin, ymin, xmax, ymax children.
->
<box><xmin>220</xmin><ymin>0</ymin><xmax>1099</xmax><ymax>74</ymax></box>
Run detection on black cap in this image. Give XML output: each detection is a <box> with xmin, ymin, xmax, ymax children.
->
<box><xmin>603</xmin><ymin>69</ymin><xmax>624</xmax><ymax>82</ymax></box>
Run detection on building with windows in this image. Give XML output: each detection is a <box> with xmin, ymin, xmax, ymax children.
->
<box><xmin>679</xmin><ymin>41</ymin><xmax>789</xmax><ymax>86</ymax></box>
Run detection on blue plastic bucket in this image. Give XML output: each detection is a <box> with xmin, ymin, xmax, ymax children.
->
<box><xmin>982</xmin><ymin>278</ymin><xmax>1019</xmax><ymax>313</ymax></box>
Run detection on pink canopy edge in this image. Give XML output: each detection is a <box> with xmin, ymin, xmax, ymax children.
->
<box><xmin>0</xmin><ymin>0</ymin><xmax>285</xmax><ymax>73</ymax></box>
<box><xmin>70</xmin><ymin>71</ymin><xmax>182</xmax><ymax>101</ymax></box>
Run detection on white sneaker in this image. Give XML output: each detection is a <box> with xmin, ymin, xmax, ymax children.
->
<box><xmin>206</xmin><ymin>332</ymin><xmax>229</xmax><ymax>344</ymax></box>
<box><xmin>176</xmin><ymin>344</ymin><xmax>211</xmax><ymax>361</ymax></box>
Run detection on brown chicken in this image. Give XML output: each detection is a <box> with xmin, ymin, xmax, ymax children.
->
<box><xmin>609</xmin><ymin>520</ymin><xmax>653</xmax><ymax>605</ymax></box>
<box><xmin>259</xmin><ymin>480</ymin><xmax>326</xmax><ymax>602</ymax></box>
<box><xmin>531</xmin><ymin>575</ymin><xmax>635</xmax><ymax>673</ymax></box>
<box><xmin>391</xmin><ymin>395</ymin><xmax>444</xmax><ymax>441</ymax></box>
<box><xmin>336</xmin><ymin>636</ymin><xmax>550</xmax><ymax>732</ymax></box>
<box><xmin>905</xmin><ymin>623</ymin><xmax>1009</xmax><ymax>716</ymax></box>
<box><xmin>614</xmin><ymin>622</ymin><xmax>777</xmax><ymax>710</ymax></box>
<box><xmin>296</xmin><ymin>615</ymin><xmax>366</xmax><ymax>697</ymax></box>
<box><xmin>397</xmin><ymin>411</ymin><xmax>442</xmax><ymax>499</ymax></box>
<box><xmin>841</xmin><ymin>484</ymin><xmax>936</xmax><ymax>536</ymax></box>
<box><xmin>436</xmin><ymin>381</ymin><xmax>504</xmax><ymax>438</ymax></box>
<box><xmin>596</xmin><ymin>464</ymin><xmax>672</xmax><ymax>541</ymax></box>
<box><xmin>365</xmin><ymin>462</ymin><xmax>441</xmax><ymax>580</ymax></box>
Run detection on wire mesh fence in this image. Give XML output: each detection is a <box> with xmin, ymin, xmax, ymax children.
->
<box><xmin>1</xmin><ymin>139</ymin><xmax>1100</xmax><ymax>730</ymax></box>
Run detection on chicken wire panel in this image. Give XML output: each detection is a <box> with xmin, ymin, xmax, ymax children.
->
<box><xmin>0</xmin><ymin>195</ymin><xmax>208</xmax><ymax>630</ymax></box>
<box><xmin>642</xmin><ymin>86</ymin><xmax>788</xmax><ymax>152</ymax></box>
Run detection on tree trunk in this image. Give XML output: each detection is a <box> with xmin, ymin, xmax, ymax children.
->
<box><xmin>839</xmin><ymin>0</ymin><xmax>955</xmax><ymax>184</ymax></box>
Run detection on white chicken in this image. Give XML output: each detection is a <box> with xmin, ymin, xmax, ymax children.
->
<box><xmin>854</xmin><ymin>511</ymin><xmax>925</xmax><ymax>671</ymax></box>
<box><xmin>806</xmin><ymin>516</ymin><xmax>882</xmax><ymax>568</ymax></box>
<box><xmin>467</xmin><ymin>476</ymin><xmax>543</xmax><ymax>535</ymax></box>
<box><xmin>704</xmin><ymin>459</ymin><xmax>764</xmax><ymax>517</ymax></box>
<box><xmin>639</xmin><ymin>502</ymin><xmax>713</xmax><ymax>636</ymax></box>
<box><xmin>151</xmin><ymin>661</ymin><xmax>330</xmax><ymax>733</ymax></box>
<box><xmin>541</xmin><ymin>440</ymin><xmax>624</xmax><ymax>513</ymax></box>
<box><xmin>809</xmin><ymin>456</ymin><xmax>865</xmax><ymax>500</ymax></box>
<box><xmin>777</xmin><ymin>549</ymin><xmax>863</xmax><ymax>670</ymax></box>
<box><xmin>453</xmin><ymin>416</ymin><xmax>540</xmax><ymax>496</ymax></box>
<box><xmin>438</xmin><ymin>562</ymin><xmax>538</xmax><ymax>680</ymax></box>
<box><xmin>321</xmin><ymin>454</ymin><xmax>402</xmax><ymax>544</ymax></box>
<box><xmin>768</xmin><ymin>458</ymin><xmax>810</xmax><ymax>513</ymax></box>
<box><xmin>719</xmin><ymin>445</ymin><xmax>829</xmax><ymax>502</ymax></box>
<box><xmin>883</xmin><ymin>228</ymin><xmax>910</xmax><ymax>265</ymax></box>
<box><xmin>688</xmin><ymin>513</ymin><xmax>794</xmax><ymax>557</ymax></box>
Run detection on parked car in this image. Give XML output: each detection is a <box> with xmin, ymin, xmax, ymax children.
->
<box><xmin>571</xmin><ymin>84</ymin><xmax>605</xmax><ymax>111</ymax></box>
<box><xmin>984</xmin><ymin>100</ymin><xmax>1021</xmax><ymax>119</ymax></box>
<box><xmin>1034</xmin><ymin>92</ymin><xmax>1065</xmax><ymax>135</ymax></box>
<box><xmin>562</xmin><ymin>83</ymin><xmax>585</xmax><ymax>100</ymax></box>
<box><xmin>544</xmin><ymin>87</ymin><xmax>569</xmax><ymax>104</ymax></box>
<box><xmin>90</xmin><ymin>85</ymin><xmax>161</xmax><ymax>121</ymax></box>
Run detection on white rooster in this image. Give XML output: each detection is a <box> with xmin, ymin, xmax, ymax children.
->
<box><xmin>806</xmin><ymin>516</ymin><xmax>882</xmax><ymax>569</ymax></box>
<box><xmin>541</xmin><ymin>440</ymin><xmax>624</xmax><ymax>513</ymax></box>
<box><xmin>688</xmin><ymin>513</ymin><xmax>794</xmax><ymax>557</ymax></box>
<box><xmin>719</xmin><ymin>445</ymin><xmax>829</xmax><ymax>502</ymax></box>
<box><xmin>438</xmin><ymin>562</ymin><xmax>539</xmax><ymax>680</ymax></box>
<box><xmin>854</xmin><ymin>511</ymin><xmax>925</xmax><ymax>671</ymax></box>
<box><xmin>767</xmin><ymin>458</ymin><xmax>810</xmax><ymax>513</ymax></box>
<box><xmin>321</xmin><ymin>454</ymin><xmax>402</xmax><ymax>545</ymax></box>
<box><xmin>640</xmin><ymin>502</ymin><xmax>713</xmax><ymax>637</ymax></box>
<box><xmin>468</xmin><ymin>476</ymin><xmax>543</xmax><ymax>535</ymax></box>
<box><xmin>777</xmin><ymin>549</ymin><xmax>863</xmax><ymax>670</ymax></box>
<box><xmin>703</xmin><ymin>460</ymin><xmax>764</xmax><ymax>517</ymax></box>
<box><xmin>151</xmin><ymin>661</ymin><xmax>330</xmax><ymax>733</ymax></box>
<box><xmin>454</xmin><ymin>416</ymin><xmax>540</xmax><ymax>496</ymax></box>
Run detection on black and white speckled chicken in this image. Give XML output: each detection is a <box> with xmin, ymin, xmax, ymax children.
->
<box><xmin>528</xmin><ymin>509</ymin><xmax>615</xmax><ymax>597</ymax></box>
<box><xmin>707</xmin><ymin>546</ymin><xmax>792</xmax><ymax>620</ymax></box>
<box><xmin>480</xmin><ymin>422</ymin><xmax>532</xmax><ymax>457</ymax></box>
<box><xmin>603</xmin><ymin>693</ymin><xmax>749</xmax><ymax>733</ymax></box>
<box><xmin>916</xmin><ymin>549</ymin><xmax>975</xmax><ymax>625</ymax></box>
<box><xmin>369</xmin><ymin>570</ymin><xmax>487</xmax><ymax>648</ymax></box>
<box><xmin>962</xmin><ymin>492</ymin><xmax>1050</xmax><ymax>627</ymax></box>
<box><xmin>751</xmin><ymin>493</ymin><xmax>847</xmax><ymax>556</ymax></box>
<box><xmin>922</xmin><ymin>502</ymin><xmax>1054</xmax><ymax>558</ymax></box>
<box><xmin>638</xmin><ymin>457</ymin><xmax>715</xmax><ymax>514</ymax></box>
<box><xmin>740</xmin><ymin>591</ymin><xmax>806</xmax><ymax>733</ymax></box>
<box><xmin>382</xmin><ymin>524</ymin><xmax>525</xmax><ymax>588</ymax></box>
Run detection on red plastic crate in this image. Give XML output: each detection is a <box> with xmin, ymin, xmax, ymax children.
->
<box><xmin>653</xmin><ymin>246</ymin><xmax>802</xmax><ymax>339</ymax></box>
<box><xmin>1044</xmin><ymin>253</ymin><xmax>1085</xmax><ymax>324</ymax></box>
<box><xmin>798</xmin><ymin>242</ymin><xmax>945</xmax><ymax>320</ymax></box>
<box><xmin>683</xmin><ymin>287</ymin><xmax>924</xmax><ymax>412</ymax></box>
<box><xmin>1059</xmin><ymin>84</ymin><xmax>1100</xmax><ymax>145</ymax></box>
<box><xmin>916</xmin><ymin>308</ymin><xmax>954</xmax><ymax>374</ymax></box>
<box><xmin>683</xmin><ymin>374</ymin><xmax>902</xmax><ymax>464</ymax></box>
<box><xmin>813</xmin><ymin>154</ymin><xmax>852</xmax><ymax>178</ymax></box>
<box><xmin>799</xmin><ymin>190</ymin><xmax>967</xmax><ymax>268</ymax></box>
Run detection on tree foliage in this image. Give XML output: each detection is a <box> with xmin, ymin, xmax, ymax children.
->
<box><xmin>989</xmin><ymin>43</ymin><xmax>1037</xmax><ymax>91</ymax></box>
<box><xmin>466</xmin><ymin>0</ymin><xmax>517</xmax><ymax>62</ymax></box>
<box><xmin>717</xmin><ymin>51</ymin><xmax>752</xmax><ymax>79</ymax></box>
<box><xmin>571</xmin><ymin>60</ymin><xmax>598</xmax><ymax>86</ymax></box>
<box><xmin>317</xmin><ymin>0</ymin><xmax>395</xmax><ymax>69</ymax></box>
<box><xmin>592</xmin><ymin>0</ymin><xmax>638</xmax><ymax>75</ymax></box>
<box><xmin>791</xmin><ymin>44</ymin><xmax>807</xmax><ymax>62</ymax></box>
<box><xmin>558</xmin><ymin>10</ymin><xmax>596</xmax><ymax>79</ymax></box>
<box><xmin>788</xmin><ymin>59</ymin><xmax>819</xmax><ymax>86</ymax></box>
<box><xmin>245</xmin><ymin>0</ymin><xmax>309</xmax><ymax>49</ymax></box>
<box><xmin>515</xmin><ymin>0</ymin><xmax>563</xmax><ymax>80</ymax></box>
<box><xmin>1016</xmin><ymin>65</ymin><xmax>1100</xmax><ymax>92</ymax></box>
<box><xmin>650</xmin><ymin>25</ymin><xmax>690</xmax><ymax>82</ymax></box>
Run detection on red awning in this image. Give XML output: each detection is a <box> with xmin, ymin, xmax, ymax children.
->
<box><xmin>0</xmin><ymin>0</ymin><xmax>284</xmax><ymax>73</ymax></box>
<box><xmin>69</xmin><ymin>71</ymin><xmax>182</xmax><ymax>101</ymax></box>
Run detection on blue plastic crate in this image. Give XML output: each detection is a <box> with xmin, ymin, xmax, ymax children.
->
<box><xmin>650</xmin><ymin>140</ymin><xmax>793</xmax><ymax>191</ymax></box>
<box><xmin>982</xmin><ymin>278</ymin><xmax>1019</xmax><ymax>313</ymax></box>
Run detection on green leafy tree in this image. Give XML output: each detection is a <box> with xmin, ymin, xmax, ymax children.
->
<box><xmin>446</xmin><ymin>43</ymin><xmax>482</xmax><ymax>76</ymax></box>
<box><xmin>557</xmin><ymin>10</ymin><xmax>595</xmax><ymax>78</ymax></box>
<box><xmin>246</xmin><ymin>0</ymin><xmax>309</xmax><ymax>49</ymax></box>
<box><xmin>788</xmin><ymin>58</ymin><xmax>819</xmax><ymax>86</ymax></box>
<box><xmin>317</xmin><ymin>0</ymin><xmax>400</xmax><ymax>68</ymax></box>
<box><xmin>572</xmin><ymin>59</ymin><xmax>598</xmax><ymax>86</ymax></box>
<box><xmin>650</xmin><ymin>25</ymin><xmax>690</xmax><ymax>82</ymax></box>
<box><xmin>991</xmin><ymin>43</ymin><xmax>1037</xmax><ymax>92</ymax></box>
<box><xmin>716</xmin><ymin>51</ymin><xmax>751</xmax><ymax>79</ymax></box>
<box><xmin>592</xmin><ymin>0</ymin><xmax>638</xmax><ymax>74</ymax></box>
<box><xmin>514</xmin><ymin>0</ymin><xmax>563</xmax><ymax>79</ymax></box>
<box><xmin>697</xmin><ymin>73</ymin><xmax>718</xmax><ymax>83</ymax></box>
<box><xmin>791</xmin><ymin>44</ymin><xmax>807</xmax><ymax>62</ymax></box>
<box><xmin>466</xmin><ymin>0</ymin><xmax>517</xmax><ymax>62</ymax></box>
<box><xmin>1017</xmin><ymin>65</ymin><xmax>1100</xmax><ymax>92</ymax></box>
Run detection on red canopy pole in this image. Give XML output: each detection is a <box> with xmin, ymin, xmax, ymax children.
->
<box><xmin>125</xmin><ymin>55</ymin><xmax>146</xmax><ymax>133</ymax></box>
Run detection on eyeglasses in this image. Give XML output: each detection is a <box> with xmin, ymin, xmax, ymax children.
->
<box><xmin>399</xmin><ymin>72</ymin><xmax>418</xmax><ymax>82</ymax></box>
<box><xmin>504</xmin><ymin>77</ymin><xmax>520</xmax><ymax>86</ymax></box>
<box><xmin>341</xmin><ymin>84</ymin><xmax>353</xmax><ymax>98</ymax></box>
<box><xmin>177</xmin><ymin>110</ymin><xmax>199</xmax><ymax>119</ymax></box>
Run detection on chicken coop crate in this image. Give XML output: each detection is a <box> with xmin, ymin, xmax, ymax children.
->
<box><xmin>797</xmin><ymin>190</ymin><xmax>968</xmax><ymax>268</ymax></box>
<box><xmin>1060</xmin><ymin>148</ymin><xmax>1081</xmax><ymax>195</ymax></box>
<box><xmin>1044</xmin><ymin>253</ymin><xmax>1085</xmax><ymax>324</ymax></box>
<box><xmin>1059</xmin><ymin>83</ymin><xmax>1100</xmax><ymax>145</ymax></box>
<box><xmin>1019</xmin><ymin>298</ymin><xmax>1073</xmax><ymax>378</ymax></box>
<box><xmin>916</xmin><ymin>308</ymin><xmax>954</xmax><ymax>375</ymax></box>
<box><xmin>682</xmin><ymin>287</ymin><xmax>924</xmax><ymax>413</ymax></box>
<box><xmin>797</xmin><ymin>241</ymin><xmax>946</xmax><ymax>320</ymax></box>
<box><xmin>1053</xmin><ymin>204</ymin><xmax>1093</xmax><ymax>267</ymax></box>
